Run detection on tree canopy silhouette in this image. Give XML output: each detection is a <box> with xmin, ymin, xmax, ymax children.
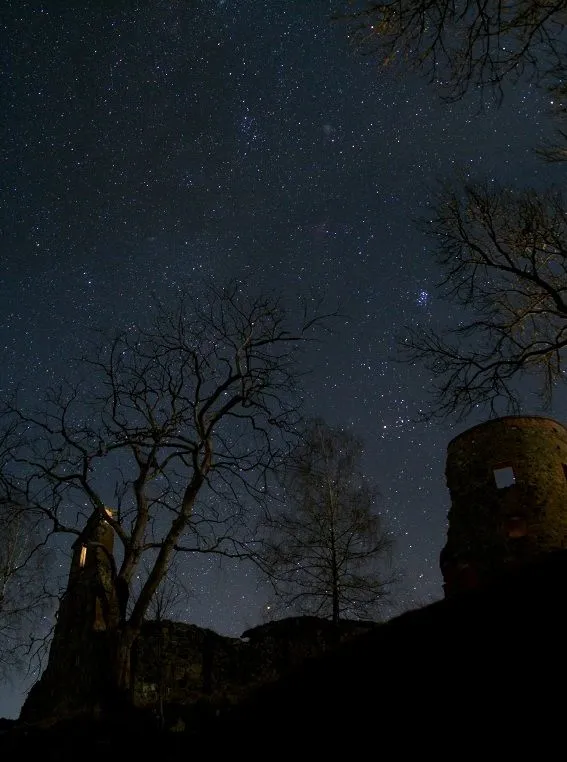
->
<box><xmin>401</xmin><ymin>182</ymin><xmax>567</xmax><ymax>420</ymax></box>
<box><xmin>257</xmin><ymin>419</ymin><xmax>394</xmax><ymax>625</ymax></box>
<box><xmin>342</xmin><ymin>0</ymin><xmax>567</xmax><ymax>102</ymax></box>
<box><xmin>0</xmin><ymin>282</ymin><xmax>332</xmax><ymax>691</ymax></box>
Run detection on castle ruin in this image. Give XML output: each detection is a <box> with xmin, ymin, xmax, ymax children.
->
<box><xmin>20</xmin><ymin>414</ymin><xmax>567</xmax><ymax>726</ymax></box>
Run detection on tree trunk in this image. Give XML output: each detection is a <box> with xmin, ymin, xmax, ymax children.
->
<box><xmin>330</xmin><ymin>496</ymin><xmax>340</xmax><ymax>626</ymax></box>
<box><xmin>112</xmin><ymin>625</ymin><xmax>139</xmax><ymax>700</ymax></box>
<box><xmin>331</xmin><ymin>558</ymin><xmax>340</xmax><ymax>627</ymax></box>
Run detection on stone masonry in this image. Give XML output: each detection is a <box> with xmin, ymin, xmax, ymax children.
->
<box><xmin>441</xmin><ymin>415</ymin><xmax>567</xmax><ymax>595</ymax></box>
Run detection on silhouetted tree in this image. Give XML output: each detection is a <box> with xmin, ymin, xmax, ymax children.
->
<box><xmin>0</xmin><ymin>497</ymin><xmax>52</xmax><ymax>680</ymax></box>
<box><xmin>335</xmin><ymin>4</ymin><xmax>567</xmax><ymax>420</ymax></box>
<box><xmin>390</xmin><ymin>172</ymin><xmax>567</xmax><ymax>419</ymax></box>
<box><xmin>400</xmin><ymin>181</ymin><xmax>567</xmax><ymax>420</ymax></box>
<box><xmin>0</xmin><ymin>281</ymin><xmax>332</xmax><ymax>693</ymax></box>
<box><xmin>0</xmin><ymin>417</ymin><xmax>53</xmax><ymax>679</ymax></box>
<box><xmin>341</xmin><ymin>0</ymin><xmax>567</xmax><ymax>101</ymax></box>
<box><xmin>257</xmin><ymin>419</ymin><xmax>394</xmax><ymax>625</ymax></box>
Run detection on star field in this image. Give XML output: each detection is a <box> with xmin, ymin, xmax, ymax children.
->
<box><xmin>1</xmin><ymin>0</ymin><xmax>566</xmax><ymax>716</ymax></box>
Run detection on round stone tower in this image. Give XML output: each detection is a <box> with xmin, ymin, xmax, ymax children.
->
<box><xmin>441</xmin><ymin>415</ymin><xmax>567</xmax><ymax>596</ymax></box>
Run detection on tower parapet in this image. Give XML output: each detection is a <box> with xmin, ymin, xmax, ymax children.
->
<box><xmin>441</xmin><ymin>415</ymin><xmax>567</xmax><ymax>596</ymax></box>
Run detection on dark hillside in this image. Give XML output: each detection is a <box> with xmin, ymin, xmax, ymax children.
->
<box><xmin>3</xmin><ymin>550</ymin><xmax>566</xmax><ymax>757</ymax></box>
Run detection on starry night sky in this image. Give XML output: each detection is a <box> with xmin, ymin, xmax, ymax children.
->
<box><xmin>1</xmin><ymin>0</ymin><xmax>566</xmax><ymax>717</ymax></box>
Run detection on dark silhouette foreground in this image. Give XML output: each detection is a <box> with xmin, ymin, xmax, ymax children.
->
<box><xmin>3</xmin><ymin>550</ymin><xmax>567</xmax><ymax>756</ymax></box>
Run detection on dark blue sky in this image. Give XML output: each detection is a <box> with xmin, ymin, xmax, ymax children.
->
<box><xmin>1</xmin><ymin>0</ymin><xmax>565</xmax><ymax>717</ymax></box>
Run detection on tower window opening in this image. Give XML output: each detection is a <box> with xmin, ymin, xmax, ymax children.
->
<box><xmin>79</xmin><ymin>545</ymin><xmax>87</xmax><ymax>568</ymax></box>
<box><xmin>493</xmin><ymin>465</ymin><xmax>515</xmax><ymax>488</ymax></box>
<box><xmin>505</xmin><ymin>516</ymin><xmax>527</xmax><ymax>538</ymax></box>
<box><xmin>562</xmin><ymin>464</ymin><xmax>567</xmax><ymax>481</ymax></box>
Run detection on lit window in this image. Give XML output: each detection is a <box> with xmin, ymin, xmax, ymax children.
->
<box><xmin>494</xmin><ymin>465</ymin><xmax>515</xmax><ymax>488</ymax></box>
<box><xmin>79</xmin><ymin>545</ymin><xmax>87</xmax><ymax>568</ymax></box>
<box><xmin>505</xmin><ymin>516</ymin><xmax>527</xmax><ymax>538</ymax></box>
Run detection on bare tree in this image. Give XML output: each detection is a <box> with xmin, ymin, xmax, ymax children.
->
<box><xmin>0</xmin><ymin>422</ymin><xmax>53</xmax><ymax>680</ymax></box>
<box><xmin>537</xmin><ymin>81</ymin><xmax>567</xmax><ymax>161</ymax></box>
<box><xmin>1</xmin><ymin>282</ymin><xmax>331</xmax><ymax>694</ymax></box>
<box><xmin>401</xmin><ymin>181</ymin><xmax>567</xmax><ymax>420</ymax></box>
<box><xmin>340</xmin><ymin>0</ymin><xmax>567</xmax><ymax>101</ymax></box>
<box><xmin>0</xmin><ymin>499</ymin><xmax>52</xmax><ymax>680</ymax></box>
<box><xmin>257</xmin><ymin>419</ymin><xmax>394</xmax><ymax>625</ymax></box>
<box><xmin>333</xmin><ymin>6</ymin><xmax>567</xmax><ymax>420</ymax></box>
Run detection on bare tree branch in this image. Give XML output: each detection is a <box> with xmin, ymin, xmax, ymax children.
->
<box><xmin>256</xmin><ymin>418</ymin><xmax>396</xmax><ymax>625</ymax></box>
<box><xmin>2</xmin><ymin>281</ymin><xmax>333</xmax><ymax>692</ymax></box>
<box><xmin>339</xmin><ymin>0</ymin><xmax>567</xmax><ymax>102</ymax></box>
<box><xmin>399</xmin><ymin>181</ymin><xmax>567</xmax><ymax>420</ymax></box>
<box><xmin>0</xmin><ymin>495</ymin><xmax>53</xmax><ymax>680</ymax></box>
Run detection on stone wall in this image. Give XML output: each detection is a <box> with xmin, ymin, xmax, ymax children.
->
<box><xmin>21</xmin><ymin>631</ymin><xmax>114</xmax><ymax>723</ymax></box>
<box><xmin>131</xmin><ymin>622</ymin><xmax>246</xmax><ymax>708</ymax></box>
<box><xmin>131</xmin><ymin>616</ymin><xmax>377</xmax><ymax>716</ymax></box>
<box><xmin>18</xmin><ymin>507</ymin><xmax>378</xmax><ymax>727</ymax></box>
<box><xmin>20</xmin><ymin>614</ymin><xmax>377</xmax><ymax>727</ymax></box>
